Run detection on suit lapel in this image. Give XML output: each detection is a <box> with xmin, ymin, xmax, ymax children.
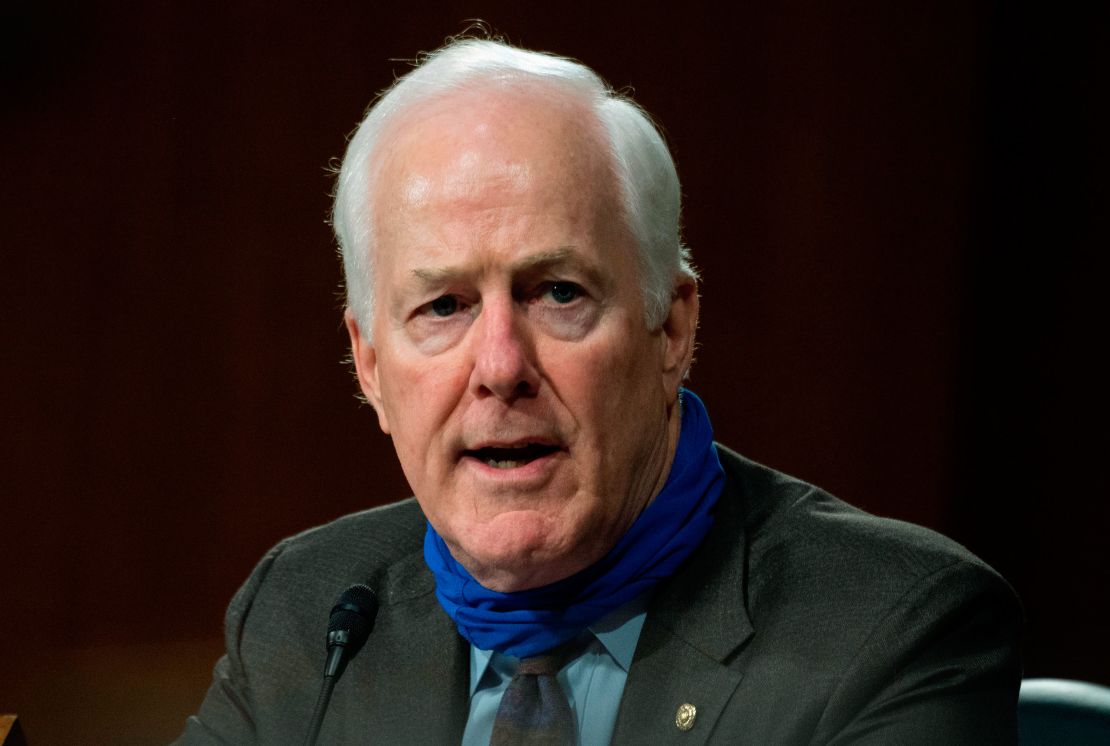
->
<box><xmin>613</xmin><ymin>467</ymin><xmax>754</xmax><ymax>744</ymax></box>
<box><xmin>332</xmin><ymin>547</ymin><xmax>470</xmax><ymax>745</ymax></box>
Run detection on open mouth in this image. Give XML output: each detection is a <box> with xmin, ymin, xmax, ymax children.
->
<box><xmin>463</xmin><ymin>443</ymin><xmax>561</xmax><ymax>469</ymax></box>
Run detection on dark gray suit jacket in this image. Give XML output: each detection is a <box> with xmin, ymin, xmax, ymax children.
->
<box><xmin>178</xmin><ymin>447</ymin><xmax>1022</xmax><ymax>744</ymax></box>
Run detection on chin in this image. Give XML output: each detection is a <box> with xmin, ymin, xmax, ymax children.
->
<box><xmin>475</xmin><ymin>561</ymin><xmax>579</xmax><ymax>594</ymax></box>
<box><xmin>451</xmin><ymin>514</ymin><xmax>586</xmax><ymax>592</ymax></box>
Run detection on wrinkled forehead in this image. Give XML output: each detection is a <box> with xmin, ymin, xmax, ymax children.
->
<box><xmin>371</xmin><ymin>85</ymin><xmax>619</xmax><ymax>219</ymax></box>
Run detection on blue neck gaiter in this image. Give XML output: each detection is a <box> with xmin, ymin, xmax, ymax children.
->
<box><xmin>424</xmin><ymin>389</ymin><xmax>725</xmax><ymax>657</ymax></box>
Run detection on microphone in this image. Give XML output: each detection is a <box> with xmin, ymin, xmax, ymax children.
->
<box><xmin>304</xmin><ymin>583</ymin><xmax>379</xmax><ymax>746</ymax></box>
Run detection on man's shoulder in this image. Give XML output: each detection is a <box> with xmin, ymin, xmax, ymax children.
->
<box><xmin>714</xmin><ymin>444</ymin><xmax>1015</xmax><ymax>628</ymax></box>
<box><xmin>227</xmin><ymin>498</ymin><xmax>429</xmax><ymax>637</ymax></box>
<box><xmin>180</xmin><ymin>499</ymin><xmax>447</xmax><ymax>744</ymax></box>
<box><xmin>621</xmin><ymin>446</ymin><xmax>1020</xmax><ymax>744</ymax></box>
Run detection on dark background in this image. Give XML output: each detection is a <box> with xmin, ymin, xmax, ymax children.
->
<box><xmin>2</xmin><ymin>2</ymin><xmax>1106</xmax><ymax>743</ymax></box>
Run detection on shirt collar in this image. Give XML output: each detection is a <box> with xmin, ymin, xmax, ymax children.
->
<box><xmin>469</xmin><ymin>595</ymin><xmax>648</xmax><ymax>697</ymax></box>
<box><xmin>589</xmin><ymin>592</ymin><xmax>647</xmax><ymax>672</ymax></box>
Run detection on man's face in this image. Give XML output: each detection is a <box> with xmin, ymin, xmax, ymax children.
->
<box><xmin>347</xmin><ymin>89</ymin><xmax>697</xmax><ymax>592</ymax></box>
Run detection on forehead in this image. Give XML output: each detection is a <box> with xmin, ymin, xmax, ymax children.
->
<box><xmin>371</xmin><ymin>86</ymin><xmax>618</xmax><ymax>228</ymax></box>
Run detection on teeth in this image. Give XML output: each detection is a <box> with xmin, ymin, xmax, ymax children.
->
<box><xmin>470</xmin><ymin>443</ymin><xmax>558</xmax><ymax>469</ymax></box>
<box><xmin>486</xmin><ymin>459</ymin><xmax>524</xmax><ymax>469</ymax></box>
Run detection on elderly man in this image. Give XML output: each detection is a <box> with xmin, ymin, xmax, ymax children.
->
<box><xmin>179</xmin><ymin>39</ymin><xmax>1021</xmax><ymax>745</ymax></box>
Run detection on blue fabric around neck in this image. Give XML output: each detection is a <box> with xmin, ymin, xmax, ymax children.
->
<box><xmin>424</xmin><ymin>389</ymin><xmax>725</xmax><ymax>657</ymax></box>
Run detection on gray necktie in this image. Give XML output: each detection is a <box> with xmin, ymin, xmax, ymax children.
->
<box><xmin>489</xmin><ymin>651</ymin><xmax>576</xmax><ymax>745</ymax></box>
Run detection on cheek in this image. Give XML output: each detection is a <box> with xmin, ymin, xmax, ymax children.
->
<box><xmin>590</xmin><ymin>319</ymin><xmax>659</xmax><ymax>390</ymax></box>
<box><xmin>555</xmin><ymin>326</ymin><xmax>661</xmax><ymax>431</ymax></box>
<box><xmin>378</xmin><ymin>351</ymin><xmax>470</xmax><ymax>445</ymax></box>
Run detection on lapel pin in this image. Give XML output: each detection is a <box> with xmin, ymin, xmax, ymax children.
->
<box><xmin>675</xmin><ymin>702</ymin><xmax>697</xmax><ymax>731</ymax></box>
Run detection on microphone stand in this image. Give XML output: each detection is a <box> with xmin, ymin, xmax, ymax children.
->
<box><xmin>304</xmin><ymin>674</ymin><xmax>339</xmax><ymax>746</ymax></box>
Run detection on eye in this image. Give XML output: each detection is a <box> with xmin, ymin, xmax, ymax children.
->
<box><xmin>429</xmin><ymin>295</ymin><xmax>459</xmax><ymax>317</ymax></box>
<box><xmin>546</xmin><ymin>282</ymin><xmax>582</xmax><ymax>304</ymax></box>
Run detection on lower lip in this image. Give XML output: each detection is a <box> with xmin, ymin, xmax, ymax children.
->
<box><xmin>461</xmin><ymin>450</ymin><xmax>563</xmax><ymax>483</ymax></box>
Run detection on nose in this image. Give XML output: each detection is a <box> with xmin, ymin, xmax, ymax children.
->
<box><xmin>469</xmin><ymin>297</ymin><xmax>540</xmax><ymax>402</ymax></box>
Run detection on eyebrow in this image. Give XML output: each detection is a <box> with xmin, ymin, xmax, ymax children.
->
<box><xmin>409</xmin><ymin>247</ymin><xmax>611</xmax><ymax>291</ymax></box>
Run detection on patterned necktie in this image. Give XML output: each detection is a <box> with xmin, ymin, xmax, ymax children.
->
<box><xmin>489</xmin><ymin>650</ymin><xmax>577</xmax><ymax>745</ymax></box>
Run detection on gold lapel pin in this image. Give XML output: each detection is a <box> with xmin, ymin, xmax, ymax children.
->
<box><xmin>675</xmin><ymin>703</ymin><xmax>697</xmax><ymax>731</ymax></box>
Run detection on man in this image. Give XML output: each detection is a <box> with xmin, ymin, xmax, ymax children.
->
<box><xmin>179</xmin><ymin>38</ymin><xmax>1021</xmax><ymax>745</ymax></box>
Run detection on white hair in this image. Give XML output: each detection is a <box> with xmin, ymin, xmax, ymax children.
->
<box><xmin>332</xmin><ymin>38</ymin><xmax>695</xmax><ymax>341</ymax></box>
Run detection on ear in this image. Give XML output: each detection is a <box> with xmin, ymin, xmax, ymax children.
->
<box><xmin>660</xmin><ymin>275</ymin><xmax>700</xmax><ymax>398</ymax></box>
<box><xmin>345</xmin><ymin>310</ymin><xmax>391</xmax><ymax>434</ymax></box>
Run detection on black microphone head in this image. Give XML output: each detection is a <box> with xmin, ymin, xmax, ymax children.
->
<box><xmin>326</xmin><ymin>583</ymin><xmax>378</xmax><ymax>656</ymax></box>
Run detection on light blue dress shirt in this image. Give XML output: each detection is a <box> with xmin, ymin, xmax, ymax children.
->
<box><xmin>461</xmin><ymin>599</ymin><xmax>648</xmax><ymax>746</ymax></box>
